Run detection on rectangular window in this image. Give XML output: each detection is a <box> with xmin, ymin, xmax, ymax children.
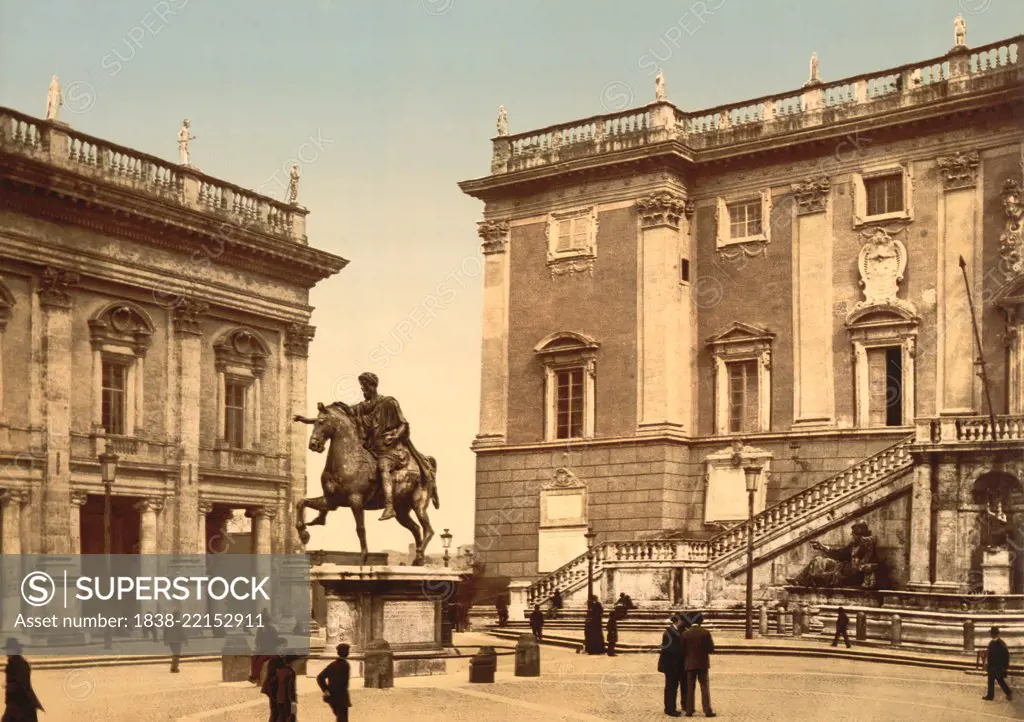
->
<box><xmin>224</xmin><ymin>382</ymin><xmax>247</xmax><ymax>448</ymax></box>
<box><xmin>101</xmin><ymin>361</ymin><xmax>128</xmax><ymax>436</ymax></box>
<box><xmin>555</xmin><ymin>368</ymin><xmax>584</xmax><ymax>439</ymax></box>
<box><xmin>681</xmin><ymin>258</ymin><xmax>690</xmax><ymax>283</ymax></box>
<box><xmin>556</xmin><ymin>216</ymin><xmax>591</xmax><ymax>253</ymax></box>
<box><xmin>728</xmin><ymin>200</ymin><xmax>763</xmax><ymax>239</ymax></box>
<box><xmin>867</xmin><ymin>346</ymin><xmax>903</xmax><ymax>427</ymax></box>
<box><xmin>727</xmin><ymin>360</ymin><xmax>760</xmax><ymax>433</ymax></box>
<box><xmin>864</xmin><ymin>174</ymin><xmax>904</xmax><ymax>216</ymax></box>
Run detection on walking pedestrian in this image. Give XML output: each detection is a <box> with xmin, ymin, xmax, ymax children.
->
<box><xmin>2</xmin><ymin>638</ymin><xmax>43</xmax><ymax>722</ymax></box>
<box><xmin>529</xmin><ymin>604</ymin><xmax>545</xmax><ymax>641</ymax></box>
<box><xmin>982</xmin><ymin>626</ymin><xmax>1013</xmax><ymax>702</ymax></box>
<box><xmin>681</xmin><ymin>614</ymin><xmax>716</xmax><ymax>718</ymax></box>
<box><xmin>260</xmin><ymin>639</ymin><xmax>288</xmax><ymax>722</ymax></box>
<box><xmin>831</xmin><ymin>606</ymin><xmax>851</xmax><ymax>648</ymax></box>
<box><xmin>317</xmin><ymin>643</ymin><xmax>352</xmax><ymax>721</ymax></box>
<box><xmin>163</xmin><ymin>608</ymin><xmax>187</xmax><ymax>673</ymax></box>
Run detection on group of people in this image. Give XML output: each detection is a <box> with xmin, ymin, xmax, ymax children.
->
<box><xmin>581</xmin><ymin>593</ymin><xmax>635</xmax><ymax>656</ymax></box>
<box><xmin>658</xmin><ymin>613</ymin><xmax>716</xmax><ymax>718</ymax></box>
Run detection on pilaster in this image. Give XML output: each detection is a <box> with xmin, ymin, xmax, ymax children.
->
<box><xmin>907</xmin><ymin>457</ymin><xmax>933</xmax><ymax>589</ymax></box>
<box><xmin>172</xmin><ymin>298</ymin><xmax>207</xmax><ymax>553</ymax></box>
<box><xmin>932</xmin><ymin>456</ymin><xmax>961</xmax><ymax>590</ymax></box>
<box><xmin>285</xmin><ymin>323</ymin><xmax>314</xmax><ymax>552</ymax></box>
<box><xmin>635</xmin><ymin>191</ymin><xmax>691</xmax><ymax>434</ymax></box>
<box><xmin>477</xmin><ymin>220</ymin><xmax>511</xmax><ymax>445</ymax></box>
<box><xmin>38</xmin><ymin>266</ymin><xmax>78</xmax><ymax>553</ymax></box>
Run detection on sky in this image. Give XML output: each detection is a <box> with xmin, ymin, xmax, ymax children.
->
<box><xmin>0</xmin><ymin>0</ymin><xmax>1019</xmax><ymax>554</ymax></box>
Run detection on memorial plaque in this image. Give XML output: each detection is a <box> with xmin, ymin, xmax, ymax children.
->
<box><xmin>546</xmin><ymin>493</ymin><xmax>583</xmax><ymax>521</ymax></box>
<box><xmin>382</xmin><ymin>600</ymin><xmax>436</xmax><ymax>645</ymax></box>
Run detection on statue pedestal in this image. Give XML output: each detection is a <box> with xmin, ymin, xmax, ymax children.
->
<box><xmin>982</xmin><ymin>548</ymin><xmax>1012</xmax><ymax>595</ymax></box>
<box><xmin>308</xmin><ymin>564</ymin><xmax>461</xmax><ymax>679</ymax></box>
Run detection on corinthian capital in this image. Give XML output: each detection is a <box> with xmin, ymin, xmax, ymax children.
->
<box><xmin>478</xmin><ymin>220</ymin><xmax>510</xmax><ymax>254</ymax></box>
<box><xmin>936</xmin><ymin>151</ymin><xmax>980</xmax><ymax>191</ymax></box>
<box><xmin>791</xmin><ymin>177</ymin><xmax>831</xmax><ymax>215</ymax></box>
<box><xmin>636</xmin><ymin>192</ymin><xmax>687</xmax><ymax>230</ymax></box>
<box><xmin>38</xmin><ymin>266</ymin><xmax>80</xmax><ymax>309</ymax></box>
<box><xmin>172</xmin><ymin>297</ymin><xmax>209</xmax><ymax>336</ymax></box>
<box><xmin>285</xmin><ymin>322</ymin><xmax>316</xmax><ymax>358</ymax></box>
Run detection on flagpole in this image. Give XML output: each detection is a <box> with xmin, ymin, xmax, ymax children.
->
<box><xmin>958</xmin><ymin>256</ymin><xmax>1000</xmax><ymax>441</ymax></box>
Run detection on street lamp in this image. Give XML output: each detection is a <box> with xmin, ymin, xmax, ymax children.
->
<box><xmin>584</xmin><ymin>527</ymin><xmax>597</xmax><ymax>602</ymax></box>
<box><xmin>98</xmin><ymin>451</ymin><xmax>119</xmax><ymax>649</ymax></box>
<box><xmin>743</xmin><ymin>465</ymin><xmax>762</xmax><ymax>640</ymax></box>
<box><xmin>440</xmin><ymin>528</ymin><xmax>453</xmax><ymax>568</ymax></box>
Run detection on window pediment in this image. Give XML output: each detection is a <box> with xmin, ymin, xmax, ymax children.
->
<box><xmin>534</xmin><ymin>332</ymin><xmax>600</xmax><ymax>360</ymax></box>
<box><xmin>88</xmin><ymin>302</ymin><xmax>155</xmax><ymax>355</ymax></box>
<box><xmin>214</xmin><ymin>328</ymin><xmax>271</xmax><ymax>375</ymax></box>
<box><xmin>706</xmin><ymin>323</ymin><xmax>775</xmax><ymax>358</ymax></box>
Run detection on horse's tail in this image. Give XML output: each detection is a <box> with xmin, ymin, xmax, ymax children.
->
<box><xmin>426</xmin><ymin>456</ymin><xmax>439</xmax><ymax>509</ymax></box>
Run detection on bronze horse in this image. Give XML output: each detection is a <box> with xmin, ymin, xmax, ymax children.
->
<box><xmin>293</xmin><ymin>402</ymin><xmax>438</xmax><ymax>565</ymax></box>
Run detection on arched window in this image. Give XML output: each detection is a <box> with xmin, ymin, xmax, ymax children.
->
<box><xmin>533</xmin><ymin>332</ymin><xmax>598</xmax><ymax>441</ymax></box>
<box><xmin>88</xmin><ymin>302</ymin><xmax>155</xmax><ymax>439</ymax></box>
<box><xmin>213</xmin><ymin>328</ymin><xmax>270</xmax><ymax>449</ymax></box>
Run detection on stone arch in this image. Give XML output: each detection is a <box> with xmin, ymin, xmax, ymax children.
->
<box><xmin>88</xmin><ymin>300</ymin><xmax>156</xmax><ymax>352</ymax></box>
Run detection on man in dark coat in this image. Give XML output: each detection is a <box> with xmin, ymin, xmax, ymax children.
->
<box><xmin>275</xmin><ymin>655</ymin><xmax>298</xmax><ymax>722</ymax></box>
<box><xmin>251</xmin><ymin>608</ymin><xmax>279</xmax><ymax>683</ymax></box>
<box><xmin>317</xmin><ymin>643</ymin><xmax>352</xmax><ymax>721</ymax></box>
<box><xmin>983</xmin><ymin>626</ymin><xmax>1013</xmax><ymax>701</ymax></box>
<box><xmin>584</xmin><ymin>596</ymin><xmax>606</xmax><ymax>655</ymax></box>
<box><xmin>163</xmin><ymin>608</ymin><xmax>188</xmax><ymax>673</ymax></box>
<box><xmin>607</xmin><ymin>607</ymin><xmax>621</xmax><ymax>656</ymax></box>
<box><xmin>657</xmin><ymin>614</ymin><xmax>685</xmax><ymax>716</ymax></box>
<box><xmin>681</xmin><ymin>614</ymin><xmax>716</xmax><ymax>717</ymax></box>
<box><xmin>496</xmin><ymin>598</ymin><xmax>509</xmax><ymax>626</ymax></box>
<box><xmin>2</xmin><ymin>638</ymin><xmax>43</xmax><ymax>722</ymax></box>
<box><xmin>529</xmin><ymin>604</ymin><xmax>545</xmax><ymax>641</ymax></box>
<box><xmin>260</xmin><ymin>639</ymin><xmax>288</xmax><ymax>722</ymax></box>
<box><xmin>831</xmin><ymin>606</ymin><xmax>851</xmax><ymax>648</ymax></box>
<box><xmin>551</xmin><ymin>589</ymin><xmax>563</xmax><ymax>619</ymax></box>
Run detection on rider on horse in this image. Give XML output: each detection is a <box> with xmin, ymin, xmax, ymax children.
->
<box><xmin>351</xmin><ymin>372</ymin><xmax>437</xmax><ymax>520</ymax></box>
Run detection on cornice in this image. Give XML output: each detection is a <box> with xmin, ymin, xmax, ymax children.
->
<box><xmin>0</xmin><ymin>161</ymin><xmax>347</xmax><ymax>288</ymax></box>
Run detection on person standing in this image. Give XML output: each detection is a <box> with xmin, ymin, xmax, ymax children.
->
<box><xmin>681</xmin><ymin>614</ymin><xmax>716</xmax><ymax>718</ymax></box>
<box><xmin>983</xmin><ymin>626</ymin><xmax>1013</xmax><ymax>701</ymax></box>
<box><xmin>496</xmin><ymin>598</ymin><xmax>509</xmax><ymax>626</ymax></box>
<box><xmin>529</xmin><ymin>604</ymin><xmax>545</xmax><ymax>641</ymax></box>
<box><xmin>276</xmin><ymin>655</ymin><xmax>299</xmax><ymax>722</ymax></box>
<box><xmin>260</xmin><ymin>641</ymin><xmax>288</xmax><ymax>722</ymax></box>
<box><xmin>606</xmin><ymin>607</ymin><xmax>620</xmax><ymax>657</ymax></box>
<box><xmin>163</xmin><ymin>609</ymin><xmax>187</xmax><ymax>673</ymax></box>
<box><xmin>317</xmin><ymin>643</ymin><xmax>352</xmax><ymax>721</ymax></box>
<box><xmin>584</xmin><ymin>596</ymin><xmax>606</xmax><ymax>655</ymax></box>
<box><xmin>251</xmin><ymin>608</ymin><xmax>279</xmax><ymax>683</ymax></box>
<box><xmin>2</xmin><ymin>639</ymin><xmax>43</xmax><ymax>722</ymax></box>
<box><xmin>551</xmin><ymin>589</ymin><xmax>563</xmax><ymax>619</ymax></box>
<box><xmin>831</xmin><ymin>607</ymin><xmax>851</xmax><ymax>648</ymax></box>
<box><xmin>657</xmin><ymin>615</ymin><xmax>684</xmax><ymax>717</ymax></box>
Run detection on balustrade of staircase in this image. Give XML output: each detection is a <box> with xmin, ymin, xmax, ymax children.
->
<box><xmin>706</xmin><ymin>435</ymin><xmax>915</xmax><ymax>565</ymax></box>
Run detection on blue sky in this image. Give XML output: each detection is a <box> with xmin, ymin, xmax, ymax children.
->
<box><xmin>1</xmin><ymin>0</ymin><xmax>1019</xmax><ymax>554</ymax></box>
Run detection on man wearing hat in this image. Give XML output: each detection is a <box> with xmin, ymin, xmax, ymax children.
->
<box><xmin>681</xmin><ymin>613</ymin><xmax>716</xmax><ymax>717</ymax></box>
<box><xmin>3</xmin><ymin>638</ymin><xmax>43</xmax><ymax>722</ymax></box>
<box><xmin>657</xmin><ymin>614</ymin><xmax>685</xmax><ymax>716</ymax></box>
<box><xmin>260</xmin><ymin>637</ymin><xmax>289</xmax><ymax>721</ymax></box>
<box><xmin>317</xmin><ymin>643</ymin><xmax>353</xmax><ymax>720</ymax></box>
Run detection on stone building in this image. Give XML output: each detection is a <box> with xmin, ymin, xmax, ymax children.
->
<box><xmin>0</xmin><ymin>107</ymin><xmax>345</xmax><ymax>562</ymax></box>
<box><xmin>460</xmin><ymin>31</ymin><xmax>1024</xmax><ymax>608</ymax></box>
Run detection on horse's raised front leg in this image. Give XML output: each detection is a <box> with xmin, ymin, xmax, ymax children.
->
<box><xmin>351</xmin><ymin>504</ymin><xmax>369</xmax><ymax>565</ymax></box>
<box><xmin>296</xmin><ymin>496</ymin><xmax>331</xmax><ymax>545</ymax></box>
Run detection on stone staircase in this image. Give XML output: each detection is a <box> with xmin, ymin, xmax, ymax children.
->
<box><xmin>706</xmin><ymin>434</ymin><xmax>915</xmax><ymax>580</ymax></box>
<box><xmin>526</xmin><ymin>434</ymin><xmax>915</xmax><ymax>606</ymax></box>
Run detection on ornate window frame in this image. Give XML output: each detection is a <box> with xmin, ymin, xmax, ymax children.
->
<box><xmin>545</xmin><ymin>207</ymin><xmax>597</xmax><ymax>276</ymax></box>
<box><xmin>703</xmin><ymin>441</ymin><xmax>772</xmax><ymax>525</ymax></box>
<box><xmin>995</xmin><ymin>179</ymin><xmax>1024</xmax><ymax>413</ymax></box>
<box><xmin>88</xmin><ymin>302</ymin><xmax>155</xmax><ymax>439</ymax></box>
<box><xmin>534</xmin><ymin>332</ymin><xmax>598</xmax><ymax>442</ymax></box>
<box><xmin>851</xmin><ymin>162</ymin><xmax>914</xmax><ymax>227</ymax></box>
<box><xmin>715</xmin><ymin>189</ymin><xmax>772</xmax><ymax>248</ymax></box>
<box><xmin>846</xmin><ymin>307</ymin><xmax>919</xmax><ymax>428</ymax></box>
<box><xmin>213</xmin><ymin>328</ymin><xmax>271</xmax><ymax>449</ymax></box>
<box><xmin>706</xmin><ymin>323</ymin><xmax>774</xmax><ymax>435</ymax></box>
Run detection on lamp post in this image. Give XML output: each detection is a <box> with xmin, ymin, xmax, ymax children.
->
<box><xmin>440</xmin><ymin>528</ymin><xmax>453</xmax><ymax>568</ymax></box>
<box><xmin>584</xmin><ymin>527</ymin><xmax>597</xmax><ymax>602</ymax></box>
<box><xmin>98</xmin><ymin>451</ymin><xmax>119</xmax><ymax>649</ymax></box>
<box><xmin>743</xmin><ymin>465</ymin><xmax>762</xmax><ymax>640</ymax></box>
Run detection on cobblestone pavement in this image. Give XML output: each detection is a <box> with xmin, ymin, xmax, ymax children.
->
<box><xmin>25</xmin><ymin>643</ymin><xmax>1024</xmax><ymax>721</ymax></box>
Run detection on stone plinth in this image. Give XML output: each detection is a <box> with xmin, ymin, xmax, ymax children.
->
<box><xmin>310</xmin><ymin>564</ymin><xmax>461</xmax><ymax>678</ymax></box>
<box><xmin>982</xmin><ymin>548</ymin><xmax>1012</xmax><ymax>595</ymax></box>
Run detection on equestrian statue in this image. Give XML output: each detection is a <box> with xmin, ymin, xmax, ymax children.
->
<box><xmin>292</xmin><ymin>372</ymin><xmax>439</xmax><ymax>565</ymax></box>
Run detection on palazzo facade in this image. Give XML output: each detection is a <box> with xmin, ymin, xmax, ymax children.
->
<box><xmin>0</xmin><ymin>107</ymin><xmax>345</xmax><ymax>561</ymax></box>
<box><xmin>460</xmin><ymin>31</ymin><xmax>1024</xmax><ymax>597</ymax></box>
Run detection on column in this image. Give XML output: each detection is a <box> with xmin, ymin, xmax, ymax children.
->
<box><xmin>936</xmin><ymin>152</ymin><xmax>981</xmax><ymax>414</ymax></box>
<box><xmin>252</xmin><ymin>374</ymin><xmax>262</xmax><ymax>447</ymax></box>
<box><xmin>69</xmin><ymin>491</ymin><xmax>88</xmax><ymax>555</ymax></box>
<box><xmin>91</xmin><ymin>343</ymin><xmax>103</xmax><ymax>429</ymax></box>
<box><xmin>172</xmin><ymin>299</ymin><xmax>207</xmax><ymax>554</ymax></box>
<box><xmin>0</xmin><ymin>490</ymin><xmax>27</xmax><ymax>554</ymax></box>
<box><xmin>248</xmin><ymin>507</ymin><xmax>275</xmax><ymax>555</ymax></box>
<box><xmin>134</xmin><ymin>354</ymin><xmax>145</xmax><ymax>434</ymax></box>
<box><xmin>636</xmin><ymin>192</ymin><xmax>691</xmax><ymax>434</ymax></box>
<box><xmin>38</xmin><ymin>266</ymin><xmax>78</xmax><ymax>553</ymax></box>
<box><xmin>791</xmin><ymin>179</ymin><xmax>834</xmax><ymax>428</ymax></box>
<box><xmin>136</xmin><ymin>498</ymin><xmax>163</xmax><ymax>555</ymax></box>
<box><xmin>932</xmin><ymin>456</ymin><xmax>960</xmax><ymax>591</ymax></box>
<box><xmin>0</xmin><ymin>305</ymin><xmax>8</xmax><ymax>419</ymax></box>
<box><xmin>215</xmin><ymin>365</ymin><xmax>226</xmax><ymax>443</ymax></box>
<box><xmin>125</xmin><ymin>362</ymin><xmax>136</xmax><ymax>435</ymax></box>
<box><xmin>475</xmin><ymin>221</ymin><xmax>511</xmax><ymax>443</ymax></box>
<box><xmin>285</xmin><ymin>323</ymin><xmax>315</xmax><ymax>553</ymax></box>
<box><xmin>198</xmin><ymin>500</ymin><xmax>213</xmax><ymax>553</ymax></box>
<box><xmin>907</xmin><ymin>457</ymin><xmax>932</xmax><ymax>589</ymax></box>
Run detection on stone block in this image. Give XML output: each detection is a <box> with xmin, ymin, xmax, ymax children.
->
<box><xmin>514</xmin><ymin>633</ymin><xmax>541</xmax><ymax>677</ymax></box>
